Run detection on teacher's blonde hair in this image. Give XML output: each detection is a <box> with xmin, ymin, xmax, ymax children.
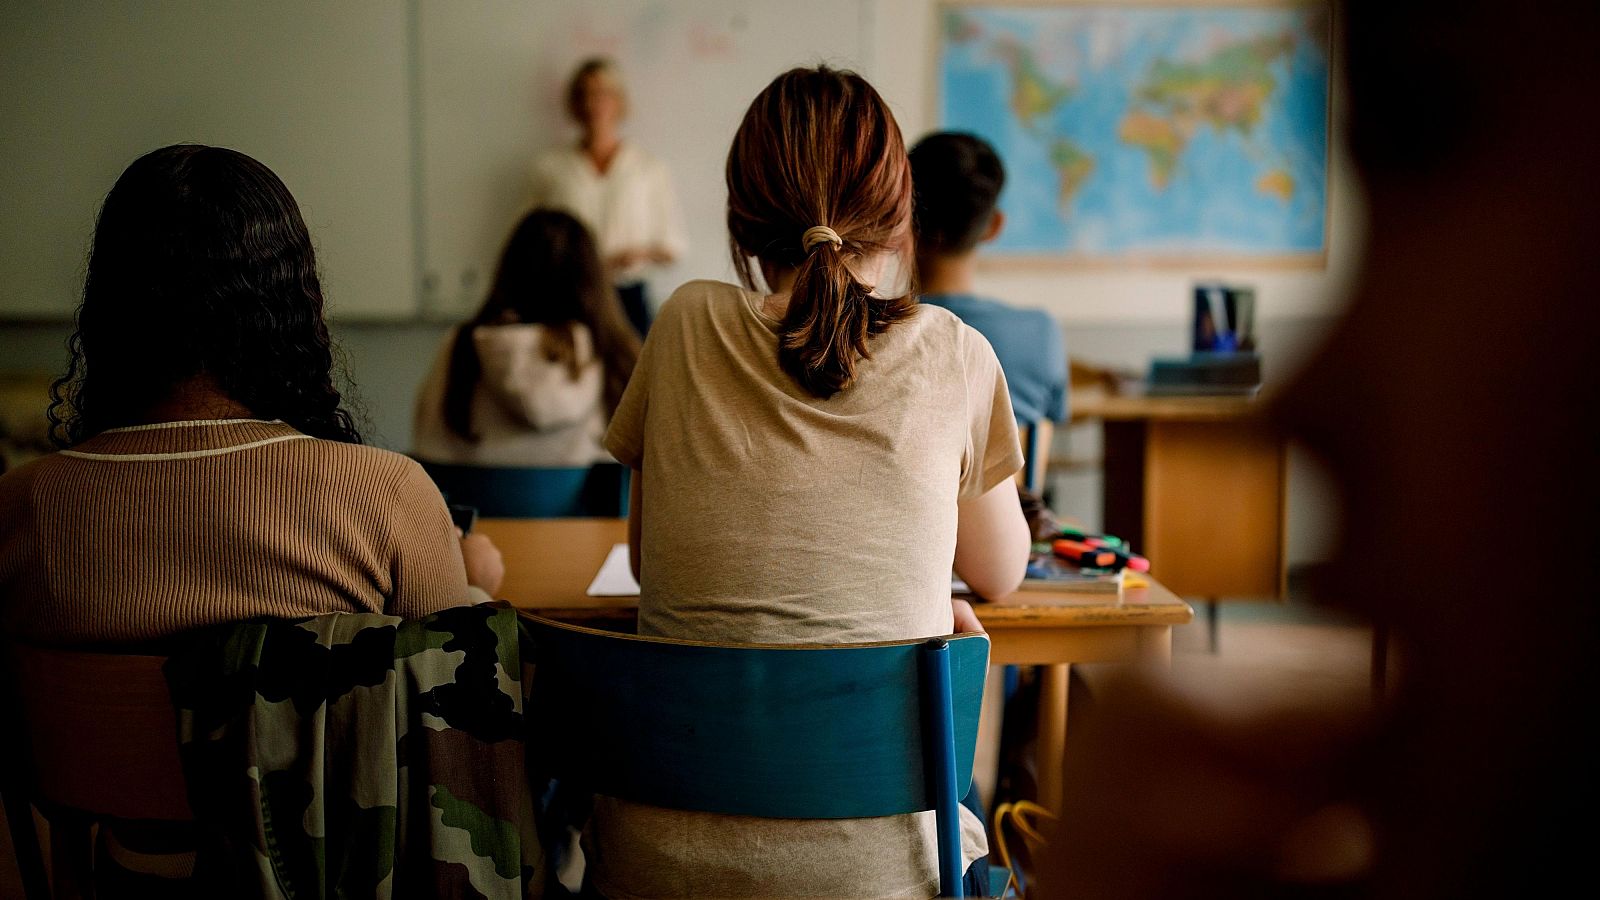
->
<box><xmin>566</xmin><ymin>57</ymin><xmax>628</xmax><ymax>122</ymax></box>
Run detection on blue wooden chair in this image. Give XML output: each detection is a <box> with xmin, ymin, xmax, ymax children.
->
<box><xmin>521</xmin><ymin>615</ymin><xmax>990</xmax><ymax>897</ymax></box>
<box><xmin>419</xmin><ymin>461</ymin><xmax>629</xmax><ymax>518</ymax></box>
<box><xmin>1019</xmin><ymin>420</ymin><xmax>1052</xmax><ymax>496</ymax></box>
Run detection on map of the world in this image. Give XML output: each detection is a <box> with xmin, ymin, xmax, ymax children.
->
<box><xmin>938</xmin><ymin>3</ymin><xmax>1330</xmax><ymax>262</ymax></box>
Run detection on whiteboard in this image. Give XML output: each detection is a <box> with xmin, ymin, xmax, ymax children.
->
<box><xmin>0</xmin><ymin>1</ymin><xmax>414</xmax><ymax>320</ymax></box>
<box><xmin>415</xmin><ymin>0</ymin><xmax>872</xmax><ymax>318</ymax></box>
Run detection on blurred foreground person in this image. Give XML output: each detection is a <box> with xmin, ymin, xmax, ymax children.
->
<box><xmin>1042</xmin><ymin>3</ymin><xmax>1600</xmax><ymax>897</ymax></box>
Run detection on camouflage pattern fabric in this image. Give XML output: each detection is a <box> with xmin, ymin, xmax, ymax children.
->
<box><xmin>165</xmin><ymin>602</ymin><xmax>544</xmax><ymax>899</ymax></box>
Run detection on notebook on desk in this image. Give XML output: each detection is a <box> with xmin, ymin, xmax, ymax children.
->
<box><xmin>953</xmin><ymin>564</ymin><xmax>1141</xmax><ymax>596</ymax></box>
<box><xmin>588</xmin><ymin>543</ymin><xmax>1143</xmax><ymax>599</ymax></box>
<box><xmin>1023</xmin><ymin>555</ymin><xmax>1125</xmax><ymax>593</ymax></box>
<box><xmin>586</xmin><ymin>543</ymin><xmax>640</xmax><ymax>596</ymax></box>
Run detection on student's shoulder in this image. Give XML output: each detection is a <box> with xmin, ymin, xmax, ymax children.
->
<box><xmin>472</xmin><ymin>321</ymin><xmax>548</xmax><ymax>354</ymax></box>
<box><xmin>910</xmin><ymin>301</ymin><xmax>991</xmax><ymax>352</ymax></box>
<box><xmin>656</xmin><ymin>279</ymin><xmax>746</xmax><ymax>322</ymax></box>
<box><xmin>953</xmin><ymin>295</ymin><xmax>1051</xmax><ymax>329</ymax></box>
<box><xmin>913</xmin><ymin>300</ymin><xmax>964</xmax><ymax>329</ymax></box>
<box><xmin>0</xmin><ymin>453</ymin><xmax>58</xmax><ymax>511</ymax></box>
<box><xmin>293</xmin><ymin>439</ymin><xmax>436</xmax><ymax>500</ymax></box>
<box><xmin>957</xmin><ymin>297</ymin><xmax>1059</xmax><ymax>351</ymax></box>
<box><xmin>1005</xmin><ymin>303</ymin><xmax>1055</xmax><ymax>326</ymax></box>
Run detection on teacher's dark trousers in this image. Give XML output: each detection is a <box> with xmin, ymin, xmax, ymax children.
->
<box><xmin>617</xmin><ymin>281</ymin><xmax>651</xmax><ymax>338</ymax></box>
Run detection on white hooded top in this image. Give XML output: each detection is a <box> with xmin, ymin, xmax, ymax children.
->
<box><xmin>412</xmin><ymin>323</ymin><xmax>609</xmax><ymax>467</ymax></box>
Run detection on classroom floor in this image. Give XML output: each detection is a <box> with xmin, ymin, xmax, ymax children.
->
<box><xmin>1160</xmin><ymin>596</ymin><xmax>1373</xmax><ymax>712</ymax></box>
<box><xmin>0</xmin><ymin>597</ymin><xmax>1372</xmax><ymax>897</ymax></box>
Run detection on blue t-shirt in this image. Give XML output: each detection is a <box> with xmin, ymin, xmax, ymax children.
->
<box><xmin>920</xmin><ymin>293</ymin><xmax>1068</xmax><ymax>424</ymax></box>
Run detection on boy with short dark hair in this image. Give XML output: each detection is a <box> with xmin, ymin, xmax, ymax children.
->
<box><xmin>911</xmin><ymin>132</ymin><xmax>1068</xmax><ymax>424</ymax></box>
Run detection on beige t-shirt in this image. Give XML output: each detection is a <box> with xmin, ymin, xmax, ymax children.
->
<box><xmin>598</xmin><ymin>279</ymin><xmax>1022</xmax><ymax>899</ymax></box>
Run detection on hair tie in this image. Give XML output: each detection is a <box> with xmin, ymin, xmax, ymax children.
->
<box><xmin>802</xmin><ymin>226</ymin><xmax>843</xmax><ymax>253</ymax></box>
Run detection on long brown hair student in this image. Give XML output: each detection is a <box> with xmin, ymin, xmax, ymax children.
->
<box><xmin>726</xmin><ymin>67</ymin><xmax>919</xmax><ymax>397</ymax></box>
<box><xmin>597</xmin><ymin>66</ymin><xmax>1031</xmax><ymax>899</ymax></box>
<box><xmin>442</xmin><ymin>209</ymin><xmax>639</xmax><ymax>441</ymax></box>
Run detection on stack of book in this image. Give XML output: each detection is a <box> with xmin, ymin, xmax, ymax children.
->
<box><xmin>1023</xmin><ymin>528</ymin><xmax>1150</xmax><ymax>593</ymax></box>
<box><xmin>1024</xmin><ymin>554</ymin><xmax>1127</xmax><ymax>592</ymax></box>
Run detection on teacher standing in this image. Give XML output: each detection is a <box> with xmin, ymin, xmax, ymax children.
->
<box><xmin>531</xmin><ymin>58</ymin><xmax>685</xmax><ymax>337</ymax></box>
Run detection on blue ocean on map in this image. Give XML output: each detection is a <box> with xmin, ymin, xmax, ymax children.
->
<box><xmin>940</xmin><ymin>6</ymin><xmax>1330</xmax><ymax>259</ymax></box>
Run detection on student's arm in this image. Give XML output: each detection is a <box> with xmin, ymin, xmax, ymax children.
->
<box><xmin>627</xmin><ymin>468</ymin><xmax>643</xmax><ymax>581</ymax></box>
<box><xmin>603</xmin><ymin>301</ymin><xmax>659</xmax><ymax>583</ymax></box>
<box><xmin>955</xmin><ymin>327</ymin><xmax>1031</xmax><ymax>601</ymax></box>
<box><xmin>952</xmin><ymin>598</ymin><xmax>985</xmax><ymax>634</ymax></box>
<box><xmin>459</xmin><ymin>532</ymin><xmax>505</xmax><ymax>598</ymax></box>
<box><xmin>954</xmin><ymin>477</ymin><xmax>1030</xmax><ymax>601</ymax></box>
<box><xmin>605</xmin><ymin>331</ymin><xmax>652</xmax><ymax>584</ymax></box>
<box><xmin>387</xmin><ymin>460</ymin><xmax>475</xmax><ymax>616</ymax></box>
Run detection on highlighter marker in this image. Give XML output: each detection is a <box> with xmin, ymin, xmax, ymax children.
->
<box><xmin>1055</xmin><ymin>539</ymin><xmax>1151</xmax><ymax>573</ymax></box>
<box><xmin>1053</xmin><ymin>539</ymin><xmax>1121</xmax><ymax>569</ymax></box>
<box><xmin>1058</xmin><ymin>527</ymin><xmax>1126</xmax><ymax>549</ymax></box>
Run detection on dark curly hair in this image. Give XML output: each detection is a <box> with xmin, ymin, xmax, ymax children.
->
<box><xmin>47</xmin><ymin>144</ymin><xmax>361</xmax><ymax>446</ymax></box>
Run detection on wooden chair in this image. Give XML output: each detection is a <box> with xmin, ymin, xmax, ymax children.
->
<box><xmin>419</xmin><ymin>460</ymin><xmax>629</xmax><ymax>518</ymax></box>
<box><xmin>1</xmin><ymin>644</ymin><xmax>192</xmax><ymax>899</ymax></box>
<box><xmin>521</xmin><ymin>615</ymin><xmax>990</xmax><ymax>897</ymax></box>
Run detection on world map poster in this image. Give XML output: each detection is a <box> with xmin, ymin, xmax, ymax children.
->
<box><xmin>937</xmin><ymin>2</ymin><xmax>1330</xmax><ymax>265</ymax></box>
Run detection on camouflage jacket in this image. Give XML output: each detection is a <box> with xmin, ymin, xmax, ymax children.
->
<box><xmin>165</xmin><ymin>603</ymin><xmax>544</xmax><ymax>899</ymax></box>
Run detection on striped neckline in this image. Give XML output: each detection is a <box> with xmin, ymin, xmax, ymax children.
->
<box><xmin>100</xmin><ymin>418</ymin><xmax>284</xmax><ymax>434</ymax></box>
<box><xmin>62</xmin><ymin>419</ymin><xmax>309</xmax><ymax>462</ymax></box>
<box><xmin>60</xmin><ymin>433</ymin><xmax>312</xmax><ymax>462</ymax></box>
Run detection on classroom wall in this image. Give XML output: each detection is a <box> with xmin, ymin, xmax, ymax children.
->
<box><xmin>0</xmin><ymin>0</ymin><xmax>1351</xmax><ymax>567</ymax></box>
<box><xmin>0</xmin><ymin>0</ymin><xmax>415</xmax><ymax>320</ymax></box>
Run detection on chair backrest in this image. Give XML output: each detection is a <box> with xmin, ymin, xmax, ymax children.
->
<box><xmin>1017</xmin><ymin>419</ymin><xmax>1053</xmax><ymax>495</ymax></box>
<box><xmin>522</xmin><ymin>615</ymin><xmax>988</xmax><ymax>820</ymax></box>
<box><xmin>420</xmin><ymin>461</ymin><xmax>627</xmax><ymax>518</ymax></box>
<box><xmin>5</xmin><ymin>644</ymin><xmax>191</xmax><ymax>821</ymax></box>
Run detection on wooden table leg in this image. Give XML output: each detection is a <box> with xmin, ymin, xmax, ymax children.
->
<box><xmin>1037</xmin><ymin>664</ymin><xmax>1070</xmax><ymax>813</ymax></box>
<box><xmin>1135</xmin><ymin>625</ymin><xmax>1173</xmax><ymax>666</ymax></box>
<box><xmin>972</xmin><ymin>666</ymin><xmax>1007</xmax><ymax>808</ymax></box>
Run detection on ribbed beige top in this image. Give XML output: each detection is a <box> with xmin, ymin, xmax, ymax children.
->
<box><xmin>0</xmin><ymin>419</ymin><xmax>469</xmax><ymax>645</ymax></box>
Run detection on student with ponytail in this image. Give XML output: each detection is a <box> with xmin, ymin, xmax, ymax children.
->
<box><xmin>598</xmin><ymin>66</ymin><xmax>1030</xmax><ymax>898</ymax></box>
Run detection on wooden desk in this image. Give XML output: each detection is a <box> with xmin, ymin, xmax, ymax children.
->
<box><xmin>478</xmin><ymin>517</ymin><xmax>1193</xmax><ymax>812</ymax></box>
<box><xmin>1071</xmin><ymin>388</ymin><xmax>1288</xmax><ymax>647</ymax></box>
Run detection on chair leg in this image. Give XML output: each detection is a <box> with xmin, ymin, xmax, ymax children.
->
<box><xmin>1206</xmin><ymin>599</ymin><xmax>1221</xmax><ymax>653</ymax></box>
<box><xmin>48</xmin><ymin>813</ymin><xmax>96</xmax><ymax>900</ymax></box>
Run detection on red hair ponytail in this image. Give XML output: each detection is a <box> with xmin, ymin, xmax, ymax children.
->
<box><xmin>726</xmin><ymin>66</ymin><xmax>917</xmax><ymax>398</ymax></box>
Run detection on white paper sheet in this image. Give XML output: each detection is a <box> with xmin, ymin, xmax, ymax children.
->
<box><xmin>585</xmin><ymin>543</ymin><xmax>641</xmax><ymax>597</ymax></box>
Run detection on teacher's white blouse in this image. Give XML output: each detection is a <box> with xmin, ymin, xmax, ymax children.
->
<box><xmin>529</xmin><ymin>142</ymin><xmax>686</xmax><ymax>282</ymax></box>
